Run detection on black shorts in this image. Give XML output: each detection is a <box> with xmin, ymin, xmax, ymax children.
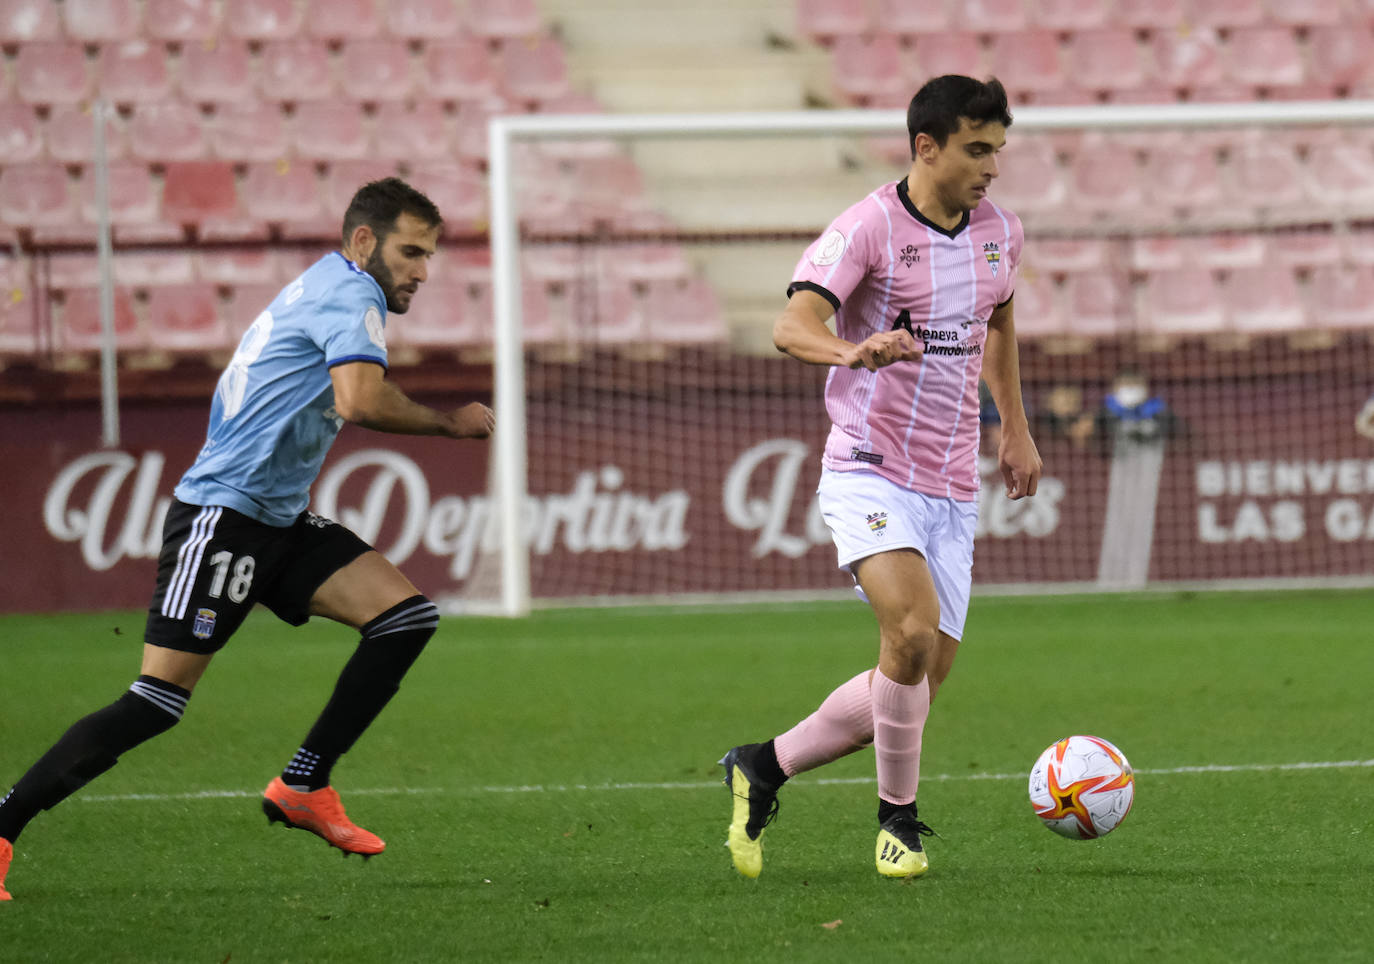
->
<box><xmin>144</xmin><ymin>499</ymin><xmax>373</xmax><ymax>654</ymax></box>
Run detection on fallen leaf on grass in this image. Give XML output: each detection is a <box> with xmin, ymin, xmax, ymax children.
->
<box><xmin>821</xmin><ymin>920</ymin><xmax>843</xmax><ymax>930</ymax></box>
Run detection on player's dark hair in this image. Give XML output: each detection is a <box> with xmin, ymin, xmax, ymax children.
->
<box><xmin>907</xmin><ymin>75</ymin><xmax>1013</xmax><ymax>158</ymax></box>
<box><xmin>341</xmin><ymin>177</ymin><xmax>443</xmax><ymax>247</ymax></box>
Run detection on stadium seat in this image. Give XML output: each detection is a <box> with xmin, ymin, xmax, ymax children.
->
<box><xmin>1150</xmin><ymin>27</ymin><xmax>1224</xmax><ymax>92</ymax></box>
<box><xmin>1307</xmin><ymin>26</ymin><xmax>1374</xmax><ymax>91</ymax></box>
<box><xmin>1182</xmin><ymin>0</ymin><xmax>1265</xmax><ymax>27</ymax></box>
<box><xmin>651</xmin><ymin>277</ymin><xmax>730</xmax><ymax>345</ymax></box>
<box><xmin>114</xmin><ymin>253</ymin><xmax>195</xmax><ymax>286</ymax></box>
<box><xmin>1303</xmin><ymin>141</ymin><xmax>1374</xmax><ymax>210</ymax></box>
<box><xmin>226</xmin><ymin>0</ymin><xmax>304</xmax><ymax>40</ymax></box>
<box><xmin>989</xmin><ymin>136</ymin><xmax>1064</xmax><ymax>214</ymax></box>
<box><xmin>75</xmin><ymin>162</ymin><xmax>160</xmax><ymax>228</ymax></box>
<box><xmin>1142</xmin><ymin>138</ymin><xmax>1222</xmax><ymax>210</ymax></box>
<box><xmin>98</xmin><ymin>41</ymin><xmax>172</xmax><ymax>105</ymax></box>
<box><xmin>55</xmin><ymin>286</ymin><xmax>143</xmax><ymax>353</ymax></box>
<box><xmin>960</xmin><ymin>0</ymin><xmax>1027</xmax><ymax>32</ymax></box>
<box><xmin>180</xmin><ymin>39</ymin><xmax>255</xmax><ymax>104</ymax></box>
<box><xmin>0</xmin><ymin>104</ymin><xmax>43</xmax><ymax>163</ymax></box>
<box><xmin>62</xmin><ymin>0</ymin><xmax>142</xmax><ymax>42</ymax></box>
<box><xmin>207</xmin><ymin>102</ymin><xmax>289</xmax><ymax>162</ymax></box>
<box><xmin>147</xmin><ymin>283</ymin><xmax>231</xmax><ymax>352</ymax></box>
<box><xmin>501</xmin><ymin>34</ymin><xmax>572</xmax><ymax>105</ymax></box>
<box><xmin>1129</xmin><ymin>237</ymin><xmax>1188</xmax><ymax>272</ymax></box>
<box><xmin>408</xmin><ymin>162</ymin><xmax>488</xmax><ymax>234</ymax></box>
<box><xmin>1339</xmin><ymin>231</ymin><xmax>1374</xmax><ymax>265</ymax></box>
<box><xmin>1258</xmin><ymin>230</ymin><xmax>1337</xmax><ymax>268</ymax></box>
<box><xmin>453</xmin><ymin>95</ymin><xmax>515</xmax><ymax>165</ymax></box>
<box><xmin>388</xmin><ymin>0</ymin><xmax>463</xmax><ymax>40</ymax></box>
<box><xmin>1007</xmin><ymin>271</ymin><xmax>1063</xmax><ymax>338</ymax></box>
<box><xmin>1063</xmin><ymin>272</ymin><xmax>1132</xmax><ymax>336</ymax></box>
<box><xmin>1141</xmin><ymin>268</ymin><xmax>1226</xmax><ymax>334</ymax></box>
<box><xmin>426</xmin><ymin>37</ymin><xmax>503</xmax><ymax>104</ymax></box>
<box><xmin>0</xmin><ymin>270</ymin><xmax>40</xmax><ymax>358</ymax></box>
<box><xmin>876</xmin><ymin>0</ymin><xmax>952</xmax><ymax>37</ymax></box>
<box><xmin>465</xmin><ymin>0</ymin><xmax>543</xmax><ymax>41</ymax></box>
<box><xmin>292</xmin><ymin>100</ymin><xmax>370</xmax><ymax>161</ymax></box>
<box><xmin>305</xmin><ymin>0</ymin><xmax>381</xmax><ymax>39</ymax></box>
<box><xmin>1306</xmin><ymin>266</ymin><xmax>1374</xmax><ymax>329</ymax></box>
<box><xmin>0</xmin><ymin>164</ymin><xmax>75</xmax><ymax>230</ymax></box>
<box><xmin>338</xmin><ymin>40</ymin><xmax>415</xmax><ymax>102</ymax></box>
<box><xmin>240</xmin><ymin>162</ymin><xmax>325</xmax><ymax>224</ymax></box>
<box><xmin>829</xmin><ymin>34</ymin><xmax>908</xmax><ymax>105</ymax></box>
<box><xmin>796</xmin><ymin>0</ymin><xmax>872</xmax><ymax>45</ymax></box>
<box><xmin>1265</xmin><ymin>0</ymin><xmax>1343</xmax><ymax>24</ymax></box>
<box><xmin>162</xmin><ymin>161</ymin><xmax>239</xmax><ymax>225</ymax></box>
<box><xmin>196</xmin><ymin>250</ymin><xmax>278</xmax><ymax>285</ymax></box>
<box><xmin>1225</xmin><ymin>138</ymin><xmax>1306</xmax><ymax>211</ymax></box>
<box><xmin>372</xmin><ymin>100</ymin><xmax>453</xmax><ymax>162</ymax></box>
<box><xmin>127</xmin><ymin>102</ymin><xmax>208</xmax><ymax>161</ymax></box>
<box><xmin>1194</xmin><ymin>233</ymin><xmax>1268</xmax><ymax>269</ymax></box>
<box><xmin>15</xmin><ymin>43</ymin><xmax>92</xmax><ymax>106</ymax></box>
<box><xmin>1067</xmin><ymin>29</ymin><xmax>1145</xmax><ymax>95</ymax></box>
<box><xmin>324</xmin><ymin>160</ymin><xmax>403</xmax><ymax>213</ymax></box>
<box><xmin>1030</xmin><ymin>239</ymin><xmax>1110</xmax><ymax>274</ymax></box>
<box><xmin>257</xmin><ymin>40</ymin><xmax>336</xmax><ymax>102</ymax></box>
<box><xmin>1225</xmin><ymin>27</ymin><xmax>1304</xmax><ymax>90</ymax></box>
<box><xmin>909</xmin><ymin>32</ymin><xmax>984</xmax><ymax>81</ymax></box>
<box><xmin>145</xmin><ymin>0</ymin><xmax>223</xmax><ymax>41</ymax></box>
<box><xmin>989</xmin><ymin>31</ymin><xmax>1064</xmax><ymax>101</ymax></box>
<box><xmin>1026</xmin><ymin>0</ymin><xmax>1112</xmax><ymax>29</ymax></box>
<box><xmin>1225</xmin><ymin>266</ymin><xmax>1305</xmax><ymax>332</ymax></box>
<box><xmin>1068</xmin><ymin>138</ymin><xmax>1144</xmax><ymax>213</ymax></box>
<box><xmin>0</xmin><ymin>0</ymin><xmax>60</xmax><ymax>42</ymax></box>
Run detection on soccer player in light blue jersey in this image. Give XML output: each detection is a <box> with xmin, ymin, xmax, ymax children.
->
<box><xmin>0</xmin><ymin>179</ymin><xmax>494</xmax><ymax>901</ymax></box>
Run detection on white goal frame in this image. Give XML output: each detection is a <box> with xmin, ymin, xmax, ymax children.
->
<box><xmin>487</xmin><ymin>100</ymin><xmax>1374</xmax><ymax>616</ymax></box>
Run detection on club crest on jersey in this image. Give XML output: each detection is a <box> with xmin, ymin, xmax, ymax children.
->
<box><xmin>866</xmin><ymin>512</ymin><xmax>889</xmax><ymax>536</ymax></box>
<box><xmin>811</xmin><ymin>229</ymin><xmax>848</xmax><ymax>266</ymax></box>
<box><xmin>192</xmin><ymin>608</ymin><xmax>217</xmax><ymax>640</ymax></box>
<box><xmin>983</xmin><ymin>241</ymin><xmax>1001</xmax><ymax>278</ymax></box>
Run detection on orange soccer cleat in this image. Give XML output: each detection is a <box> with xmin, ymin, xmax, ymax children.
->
<box><xmin>261</xmin><ymin>777</ymin><xmax>386</xmax><ymax>858</ymax></box>
<box><xmin>1</xmin><ymin>837</ymin><xmax>13</xmax><ymax>901</ymax></box>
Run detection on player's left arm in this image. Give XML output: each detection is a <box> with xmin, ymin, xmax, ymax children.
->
<box><xmin>984</xmin><ymin>297</ymin><xmax>1042</xmax><ymax>499</ymax></box>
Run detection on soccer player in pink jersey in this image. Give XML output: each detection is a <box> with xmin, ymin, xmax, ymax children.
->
<box><xmin>720</xmin><ymin>75</ymin><xmax>1042</xmax><ymax>879</ymax></box>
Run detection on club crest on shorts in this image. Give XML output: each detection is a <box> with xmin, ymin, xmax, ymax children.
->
<box><xmin>192</xmin><ymin>608</ymin><xmax>217</xmax><ymax>640</ymax></box>
<box><xmin>866</xmin><ymin>511</ymin><xmax>889</xmax><ymax>536</ymax></box>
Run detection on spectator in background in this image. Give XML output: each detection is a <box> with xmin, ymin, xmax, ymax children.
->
<box><xmin>1036</xmin><ymin>383</ymin><xmax>1095</xmax><ymax>449</ymax></box>
<box><xmin>1354</xmin><ymin>395</ymin><xmax>1374</xmax><ymax>440</ymax></box>
<box><xmin>1095</xmin><ymin>369</ymin><xmax>1177</xmax><ymax>450</ymax></box>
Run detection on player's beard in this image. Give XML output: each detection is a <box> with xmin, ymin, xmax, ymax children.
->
<box><xmin>363</xmin><ymin>246</ymin><xmax>411</xmax><ymax>314</ymax></box>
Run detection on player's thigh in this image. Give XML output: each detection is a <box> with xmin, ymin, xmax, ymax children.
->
<box><xmin>307</xmin><ymin>550</ymin><xmax>420</xmax><ymax>630</ymax></box>
<box><xmin>852</xmin><ymin>548</ymin><xmax>941</xmax><ymax>643</ymax></box>
<box><xmin>141</xmin><ymin>643</ymin><xmax>215</xmax><ymax>692</ymax></box>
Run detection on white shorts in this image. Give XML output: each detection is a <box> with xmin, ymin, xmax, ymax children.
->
<box><xmin>816</xmin><ymin>467</ymin><xmax>978</xmax><ymax>641</ymax></box>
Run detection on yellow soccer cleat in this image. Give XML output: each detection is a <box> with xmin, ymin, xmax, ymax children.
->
<box><xmin>875</xmin><ymin>809</ymin><xmax>934</xmax><ymax>878</ymax></box>
<box><xmin>719</xmin><ymin>745</ymin><xmax>780</xmax><ymax>879</ymax></box>
<box><xmin>262</xmin><ymin>777</ymin><xmax>386</xmax><ymax>858</ymax></box>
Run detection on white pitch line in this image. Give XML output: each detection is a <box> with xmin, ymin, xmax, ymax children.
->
<box><xmin>75</xmin><ymin>758</ymin><xmax>1374</xmax><ymax>805</ymax></box>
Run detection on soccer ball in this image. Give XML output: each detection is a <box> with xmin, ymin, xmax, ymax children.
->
<box><xmin>1028</xmin><ymin>735</ymin><xmax>1135</xmax><ymax>840</ymax></box>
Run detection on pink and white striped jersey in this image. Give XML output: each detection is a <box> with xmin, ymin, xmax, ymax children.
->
<box><xmin>789</xmin><ymin>177</ymin><xmax>1023</xmax><ymax>501</ymax></box>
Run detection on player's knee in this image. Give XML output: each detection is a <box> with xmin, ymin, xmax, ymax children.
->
<box><xmin>883</xmin><ymin>617</ymin><xmax>939</xmax><ymax>675</ymax></box>
<box><xmin>359</xmin><ymin>594</ymin><xmax>439</xmax><ymax>681</ymax></box>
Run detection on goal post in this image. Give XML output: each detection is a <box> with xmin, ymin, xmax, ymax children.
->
<box><xmin>485</xmin><ymin>101</ymin><xmax>1374</xmax><ymax>616</ymax></box>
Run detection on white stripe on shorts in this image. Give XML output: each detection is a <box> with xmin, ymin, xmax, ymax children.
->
<box><xmin>163</xmin><ymin>506</ymin><xmax>222</xmax><ymax>620</ymax></box>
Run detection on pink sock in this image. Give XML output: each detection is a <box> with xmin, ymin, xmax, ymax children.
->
<box><xmin>773</xmin><ymin>670</ymin><xmax>875</xmax><ymax>777</ymax></box>
<box><xmin>871</xmin><ymin>668</ymin><xmax>932</xmax><ymax>806</ymax></box>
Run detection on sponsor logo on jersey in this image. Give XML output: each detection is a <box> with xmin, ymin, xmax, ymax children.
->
<box><xmin>899</xmin><ymin>244</ymin><xmax>920</xmax><ymax>267</ymax></box>
<box><xmin>192</xmin><ymin>608</ymin><xmax>217</xmax><ymax>640</ymax></box>
<box><xmin>851</xmin><ymin>448</ymin><xmax>884</xmax><ymax>466</ymax></box>
<box><xmin>811</xmin><ymin>229</ymin><xmax>848</xmax><ymax>267</ymax></box>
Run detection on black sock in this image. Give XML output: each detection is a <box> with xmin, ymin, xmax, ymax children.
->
<box><xmin>751</xmin><ymin>740</ymin><xmax>789</xmax><ymax>790</ymax></box>
<box><xmin>0</xmin><ymin>676</ymin><xmax>189</xmax><ymax>842</ymax></box>
<box><xmin>878</xmin><ymin>798</ymin><xmax>917</xmax><ymax>825</ymax></box>
<box><xmin>283</xmin><ymin>596</ymin><xmax>438</xmax><ymax>791</ymax></box>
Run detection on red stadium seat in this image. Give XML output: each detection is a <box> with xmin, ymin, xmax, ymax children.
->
<box><xmin>372</xmin><ymin>100</ymin><xmax>453</xmax><ymax>162</ymax></box>
<box><xmin>1182</xmin><ymin>0</ymin><xmax>1264</xmax><ymax>27</ymax></box>
<box><xmin>796</xmin><ymin>0</ymin><xmax>873</xmax><ymax>45</ymax></box>
<box><xmin>163</xmin><ymin>161</ymin><xmax>239</xmax><ymax>225</ymax></box>
<box><xmin>147</xmin><ymin>283</ymin><xmax>231</xmax><ymax>352</ymax></box>
<box><xmin>257</xmin><ymin>40</ymin><xmax>336</xmax><ymax>102</ymax></box>
<box><xmin>0</xmin><ymin>0</ymin><xmax>61</xmax><ymax>42</ymax></box>
<box><xmin>875</xmin><ymin>0</ymin><xmax>951</xmax><ymax>37</ymax></box>
<box><xmin>305</xmin><ymin>0</ymin><xmax>381</xmax><ymax>40</ymax></box>
<box><xmin>1265</xmin><ymin>0</ymin><xmax>1343</xmax><ymax>24</ymax></box>
<box><xmin>1194</xmin><ymin>233</ymin><xmax>1268</xmax><ymax>269</ymax></box>
<box><xmin>453</xmin><ymin>95</ymin><xmax>515</xmax><ymax>164</ymax></box>
<box><xmin>1150</xmin><ymin>27</ymin><xmax>1224</xmax><ymax>91</ymax></box>
<box><xmin>909</xmin><ymin>32</ymin><xmax>984</xmax><ymax>81</ymax></box>
<box><xmin>324</xmin><ymin>160</ymin><xmax>403</xmax><ymax>213</ymax></box>
<box><xmin>501</xmin><ymin>34</ymin><xmax>572</xmax><ymax>105</ymax></box>
<box><xmin>1306</xmin><ymin>266</ymin><xmax>1374</xmax><ymax>329</ymax></box>
<box><xmin>1006</xmin><ymin>272</ymin><xmax>1063</xmax><ymax>338</ymax></box>
<box><xmin>830</xmin><ymin>34</ymin><xmax>908</xmax><ymax>105</ymax></box>
<box><xmin>1113</xmin><ymin>0</ymin><xmax>1184</xmax><ymax>27</ymax></box>
<box><xmin>1030</xmin><ymin>239</ymin><xmax>1110</xmax><ymax>274</ymax></box>
<box><xmin>0</xmin><ymin>277</ymin><xmax>41</xmax><ymax>358</ymax></box>
<box><xmin>989</xmin><ymin>136</ymin><xmax>1064</xmax><ymax>214</ymax></box>
<box><xmin>1067</xmin><ymin>29</ymin><xmax>1145</xmax><ymax>95</ymax></box>
<box><xmin>291</xmin><ymin>100</ymin><xmax>370</xmax><ymax>161</ymax></box>
<box><xmin>127</xmin><ymin>102</ymin><xmax>208</xmax><ymax>161</ymax></box>
<box><xmin>196</xmin><ymin>251</ymin><xmax>279</xmax><ymax>285</ymax></box>
<box><xmin>145</xmin><ymin>0</ymin><xmax>223</xmax><ymax>41</ymax></box>
<box><xmin>1141</xmin><ymin>269</ymin><xmax>1225</xmax><ymax>334</ymax></box>
<box><xmin>1225</xmin><ymin>27</ymin><xmax>1304</xmax><ymax>90</ymax></box>
<box><xmin>1142</xmin><ymin>138</ymin><xmax>1222</xmax><ymax>211</ymax></box>
<box><xmin>75</xmin><ymin>162</ymin><xmax>160</xmax><ymax>228</ymax></box>
<box><xmin>226</xmin><ymin>0</ymin><xmax>303</xmax><ymax>40</ymax></box>
<box><xmin>1026</xmin><ymin>0</ymin><xmax>1111</xmax><ymax>29</ymax></box>
<box><xmin>1068</xmin><ymin>138</ymin><xmax>1144</xmax><ymax>213</ymax></box>
<box><xmin>180</xmin><ymin>39</ymin><xmax>255</xmax><ymax>104</ymax></box>
<box><xmin>653</xmin><ymin>277</ymin><xmax>730</xmax><ymax>345</ymax></box>
<box><xmin>466</xmin><ymin>0</ymin><xmax>543</xmax><ymax>41</ymax></box>
<box><xmin>62</xmin><ymin>0</ymin><xmax>142</xmax><ymax>42</ymax></box>
<box><xmin>1225</xmin><ymin>266</ymin><xmax>1305</xmax><ymax>333</ymax></box>
<box><xmin>0</xmin><ymin>104</ymin><xmax>43</xmax><ymax>163</ymax></box>
<box><xmin>408</xmin><ymin>162</ymin><xmax>488</xmax><ymax>234</ymax></box>
<box><xmin>240</xmin><ymin>162</ymin><xmax>325</xmax><ymax>224</ymax></box>
<box><xmin>207</xmin><ymin>102</ymin><xmax>289</xmax><ymax>162</ymax></box>
<box><xmin>15</xmin><ymin>43</ymin><xmax>91</xmax><ymax>106</ymax></box>
<box><xmin>424</xmin><ymin>36</ymin><xmax>501</xmax><ymax>102</ymax></box>
<box><xmin>98</xmin><ymin>41</ymin><xmax>172</xmax><ymax>105</ymax></box>
<box><xmin>1225</xmin><ymin>138</ymin><xmax>1306</xmax><ymax>210</ymax></box>
<box><xmin>0</xmin><ymin>164</ymin><xmax>75</xmax><ymax>229</ymax></box>
<box><xmin>1063</xmin><ymin>272</ymin><xmax>1132</xmax><ymax>337</ymax></box>
<box><xmin>1129</xmin><ymin>237</ymin><xmax>1187</xmax><ymax>272</ymax></box>
<box><xmin>114</xmin><ymin>253</ymin><xmax>195</xmax><ymax>286</ymax></box>
<box><xmin>962</xmin><ymin>0</ymin><xmax>1027</xmax><ymax>32</ymax></box>
<box><xmin>338</xmin><ymin>40</ymin><xmax>415</xmax><ymax>102</ymax></box>
<box><xmin>56</xmin><ymin>286</ymin><xmax>144</xmax><ymax>353</ymax></box>
<box><xmin>989</xmin><ymin>31</ymin><xmax>1064</xmax><ymax>101</ymax></box>
<box><xmin>388</xmin><ymin>0</ymin><xmax>463</xmax><ymax>40</ymax></box>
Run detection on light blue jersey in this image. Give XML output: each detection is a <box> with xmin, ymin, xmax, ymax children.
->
<box><xmin>175</xmin><ymin>253</ymin><xmax>389</xmax><ymax>526</ymax></box>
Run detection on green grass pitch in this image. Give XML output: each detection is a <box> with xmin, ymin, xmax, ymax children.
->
<box><xmin>1</xmin><ymin>590</ymin><xmax>1372</xmax><ymax>962</ymax></box>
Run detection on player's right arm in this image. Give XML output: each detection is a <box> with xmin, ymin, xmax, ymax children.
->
<box><xmin>330</xmin><ymin>361</ymin><xmax>494</xmax><ymax>439</ymax></box>
<box><xmin>773</xmin><ymin>289</ymin><xmax>921</xmax><ymax>371</ymax></box>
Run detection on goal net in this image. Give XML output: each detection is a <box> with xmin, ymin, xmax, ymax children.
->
<box><xmin>466</xmin><ymin>103</ymin><xmax>1374</xmax><ymax>615</ymax></box>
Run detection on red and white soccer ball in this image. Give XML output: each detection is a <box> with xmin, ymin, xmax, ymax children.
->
<box><xmin>1028</xmin><ymin>735</ymin><xmax>1135</xmax><ymax>840</ymax></box>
